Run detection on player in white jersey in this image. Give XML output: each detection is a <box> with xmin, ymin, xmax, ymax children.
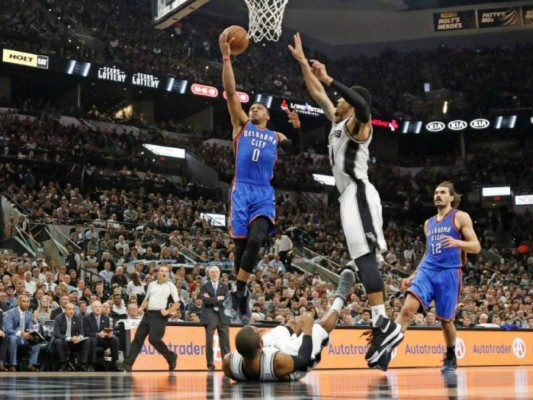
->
<box><xmin>289</xmin><ymin>33</ymin><xmax>402</xmax><ymax>369</ymax></box>
<box><xmin>222</xmin><ymin>270</ymin><xmax>355</xmax><ymax>381</ymax></box>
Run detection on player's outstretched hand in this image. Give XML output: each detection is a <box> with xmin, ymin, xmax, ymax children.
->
<box><xmin>284</xmin><ymin>107</ymin><xmax>301</xmax><ymax>128</ymax></box>
<box><xmin>298</xmin><ymin>313</ymin><xmax>314</xmax><ymax>334</ymax></box>
<box><xmin>309</xmin><ymin>60</ymin><xmax>332</xmax><ymax>84</ymax></box>
<box><xmin>288</xmin><ymin>33</ymin><xmax>307</xmax><ymax>64</ymax></box>
<box><xmin>219</xmin><ymin>31</ymin><xmax>233</xmax><ymax>57</ymax></box>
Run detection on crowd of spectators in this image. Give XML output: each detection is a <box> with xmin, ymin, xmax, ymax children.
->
<box><xmin>0</xmin><ymin>125</ymin><xmax>531</xmax><ymax>370</ymax></box>
<box><xmin>1</xmin><ymin>0</ymin><xmax>532</xmax><ymax>118</ymax></box>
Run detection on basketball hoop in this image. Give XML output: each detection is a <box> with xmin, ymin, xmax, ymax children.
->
<box><xmin>244</xmin><ymin>0</ymin><xmax>289</xmax><ymax>43</ymax></box>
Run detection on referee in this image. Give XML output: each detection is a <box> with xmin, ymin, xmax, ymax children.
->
<box><xmin>118</xmin><ymin>265</ymin><xmax>180</xmax><ymax>371</ymax></box>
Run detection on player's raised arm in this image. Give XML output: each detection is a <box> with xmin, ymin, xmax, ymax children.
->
<box><xmin>219</xmin><ymin>31</ymin><xmax>248</xmax><ymax>137</ymax></box>
<box><xmin>288</xmin><ymin>33</ymin><xmax>335</xmax><ymax>121</ymax></box>
<box><xmin>309</xmin><ymin>60</ymin><xmax>372</xmax><ymax>141</ymax></box>
<box><xmin>273</xmin><ymin>314</ymin><xmax>314</xmax><ymax>379</ymax></box>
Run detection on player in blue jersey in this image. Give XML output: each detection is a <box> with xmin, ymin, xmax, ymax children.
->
<box><xmin>219</xmin><ymin>30</ymin><xmax>302</xmax><ymax>324</ymax></box>
<box><xmin>377</xmin><ymin>181</ymin><xmax>480</xmax><ymax>372</ymax></box>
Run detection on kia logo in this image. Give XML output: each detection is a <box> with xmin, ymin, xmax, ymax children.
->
<box><xmin>426</xmin><ymin>121</ymin><xmax>445</xmax><ymax>132</ymax></box>
<box><xmin>470</xmin><ymin>118</ymin><xmax>490</xmax><ymax>129</ymax></box>
<box><xmin>448</xmin><ymin>120</ymin><xmax>468</xmax><ymax>131</ymax></box>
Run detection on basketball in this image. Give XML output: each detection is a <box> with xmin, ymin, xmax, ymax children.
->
<box><xmin>224</xmin><ymin>25</ymin><xmax>249</xmax><ymax>55</ymax></box>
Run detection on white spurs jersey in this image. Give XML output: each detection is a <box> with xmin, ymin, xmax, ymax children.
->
<box><xmin>328</xmin><ymin>118</ymin><xmax>372</xmax><ymax>193</ymax></box>
<box><xmin>228</xmin><ymin>348</ymin><xmax>305</xmax><ymax>382</ymax></box>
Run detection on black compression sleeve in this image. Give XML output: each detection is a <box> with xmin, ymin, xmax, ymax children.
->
<box><xmin>330</xmin><ymin>80</ymin><xmax>370</xmax><ymax>123</ymax></box>
<box><xmin>279</xmin><ymin>127</ymin><xmax>302</xmax><ymax>155</ymax></box>
<box><xmin>290</xmin><ymin>334</ymin><xmax>313</xmax><ymax>371</ymax></box>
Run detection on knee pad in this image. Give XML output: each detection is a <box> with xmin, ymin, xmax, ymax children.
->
<box><xmin>355</xmin><ymin>252</ymin><xmax>384</xmax><ymax>294</ymax></box>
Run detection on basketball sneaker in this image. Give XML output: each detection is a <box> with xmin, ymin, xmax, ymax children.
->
<box><xmin>223</xmin><ymin>291</ymin><xmax>238</xmax><ymax>320</ymax></box>
<box><xmin>374</xmin><ymin>348</ymin><xmax>392</xmax><ymax>372</ymax></box>
<box><xmin>364</xmin><ymin>315</ymin><xmax>404</xmax><ymax>368</ymax></box>
<box><xmin>441</xmin><ymin>356</ymin><xmax>457</xmax><ymax>373</ymax></box>
<box><xmin>335</xmin><ymin>269</ymin><xmax>355</xmax><ymax>299</ymax></box>
<box><xmin>237</xmin><ymin>287</ymin><xmax>252</xmax><ymax>325</ymax></box>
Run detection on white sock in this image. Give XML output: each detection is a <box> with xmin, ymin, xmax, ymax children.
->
<box><xmin>332</xmin><ymin>297</ymin><xmax>344</xmax><ymax>313</ymax></box>
<box><xmin>371</xmin><ymin>304</ymin><xmax>387</xmax><ymax>326</ymax></box>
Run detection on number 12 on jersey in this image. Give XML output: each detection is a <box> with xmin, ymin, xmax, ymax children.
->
<box><xmin>431</xmin><ymin>242</ymin><xmax>442</xmax><ymax>255</ymax></box>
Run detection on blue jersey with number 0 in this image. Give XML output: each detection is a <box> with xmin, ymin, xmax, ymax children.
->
<box><xmin>234</xmin><ymin>121</ymin><xmax>279</xmax><ymax>185</ymax></box>
<box><xmin>421</xmin><ymin>208</ymin><xmax>465</xmax><ymax>270</ymax></box>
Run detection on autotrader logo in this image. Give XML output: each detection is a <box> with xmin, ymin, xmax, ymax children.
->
<box><xmin>455</xmin><ymin>338</ymin><xmax>466</xmax><ymax>359</ymax></box>
<box><xmin>426</xmin><ymin>121</ymin><xmax>445</xmax><ymax>132</ymax></box>
<box><xmin>448</xmin><ymin>120</ymin><xmax>468</xmax><ymax>130</ymax></box>
<box><xmin>513</xmin><ymin>338</ymin><xmax>526</xmax><ymax>359</ymax></box>
<box><xmin>470</xmin><ymin>118</ymin><xmax>490</xmax><ymax>129</ymax></box>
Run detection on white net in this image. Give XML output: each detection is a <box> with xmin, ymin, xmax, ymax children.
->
<box><xmin>244</xmin><ymin>0</ymin><xmax>289</xmax><ymax>42</ymax></box>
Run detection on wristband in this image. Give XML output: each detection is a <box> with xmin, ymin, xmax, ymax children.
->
<box><xmin>222</xmin><ymin>55</ymin><xmax>230</xmax><ymax>62</ymax></box>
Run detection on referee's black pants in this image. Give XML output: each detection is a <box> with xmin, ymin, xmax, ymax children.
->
<box><xmin>125</xmin><ymin>311</ymin><xmax>174</xmax><ymax>366</ymax></box>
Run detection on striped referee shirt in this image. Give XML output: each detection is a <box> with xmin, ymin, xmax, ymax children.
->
<box><xmin>145</xmin><ymin>280</ymin><xmax>179</xmax><ymax>311</ymax></box>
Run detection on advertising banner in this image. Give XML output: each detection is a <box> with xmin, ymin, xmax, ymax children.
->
<box><xmin>478</xmin><ymin>7</ymin><xmax>521</xmax><ymax>28</ymax></box>
<box><xmin>2</xmin><ymin>49</ymin><xmax>49</xmax><ymax>69</ymax></box>
<box><xmin>433</xmin><ymin>10</ymin><xmax>476</xmax><ymax>31</ymax></box>
<box><xmin>132</xmin><ymin>325</ymin><xmax>533</xmax><ymax>371</ymax></box>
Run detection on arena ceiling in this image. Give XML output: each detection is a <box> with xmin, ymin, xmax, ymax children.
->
<box><xmin>201</xmin><ymin>0</ymin><xmax>533</xmax><ymax>55</ymax></box>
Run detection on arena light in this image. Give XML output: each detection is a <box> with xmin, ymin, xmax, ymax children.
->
<box><xmin>165</xmin><ymin>78</ymin><xmax>188</xmax><ymax>94</ymax></box>
<box><xmin>254</xmin><ymin>94</ymin><xmax>273</xmax><ymax>108</ymax></box>
<box><xmin>402</xmin><ymin>121</ymin><xmax>422</xmax><ymax>134</ymax></box>
<box><xmin>313</xmin><ymin>174</ymin><xmax>335</xmax><ymax>186</ymax></box>
<box><xmin>143</xmin><ymin>144</ymin><xmax>185</xmax><ymax>159</ymax></box>
<box><xmin>514</xmin><ymin>195</ymin><xmax>533</xmax><ymax>206</ymax></box>
<box><xmin>482</xmin><ymin>187</ymin><xmax>511</xmax><ymax>197</ymax></box>
<box><xmin>494</xmin><ymin>115</ymin><xmax>517</xmax><ymax>129</ymax></box>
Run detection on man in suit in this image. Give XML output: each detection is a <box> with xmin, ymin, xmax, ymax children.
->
<box><xmin>200</xmin><ymin>265</ymin><xmax>231</xmax><ymax>371</ymax></box>
<box><xmin>50</xmin><ymin>295</ymin><xmax>70</xmax><ymax>320</ymax></box>
<box><xmin>4</xmin><ymin>294</ymin><xmax>40</xmax><ymax>371</ymax></box>
<box><xmin>83</xmin><ymin>300</ymin><xmax>121</xmax><ymax>371</ymax></box>
<box><xmin>52</xmin><ymin>303</ymin><xmax>90</xmax><ymax>371</ymax></box>
<box><xmin>0</xmin><ymin>308</ymin><xmax>8</xmax><ymax>371</ymax></box>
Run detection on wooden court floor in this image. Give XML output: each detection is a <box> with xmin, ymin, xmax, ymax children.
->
<box><xmin>0</xmin><ymin>366</ymin><xmax>531</xmax><ymax>399</ymax></box>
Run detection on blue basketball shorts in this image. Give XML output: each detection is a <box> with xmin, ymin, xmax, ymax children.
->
<box><xmin>229</xmin><ymin>181</ymin><xmax>275</xmax><ymax>238</ymax></box>
<box><xmin>408</xmin><ymin>267</ymin><xmax>462</xmax><ymax>321</ymax></box>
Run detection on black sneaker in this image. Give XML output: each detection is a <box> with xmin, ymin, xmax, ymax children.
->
<box><xmin>374</xmin><ymin>348</ymin><xmax>392</xmax><ymax>372</ymax></box>
<box><xmin>168</xmin><ymin>352</ymin><xmax>178</xmax><ymax>371</ymax></box>
<box><xmin>116</xmin><ymin>362</ymin><xmax>132</xmax><ymax>372</ymax></box>
<box><xmin>441</xmin><ymin>357</ymin><xmax>457</xmax><ymax>373</ymax></box>
<box><xmin>364</xmin><ymin>315</ymin><xmax>403</xmax><ymax>368</ymax></box>
<box><xmin>223</xmin><ymin>291</ymin><xmax>239</xmax><ymax>320</ymax></box>
<box><xmin>237</xmin><ymin>287</ymin><xmax>252</xmax><ymax>325</ymax></box>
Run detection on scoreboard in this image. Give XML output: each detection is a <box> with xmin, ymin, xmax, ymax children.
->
<box><xmin>152</xmin><ymin>0</ymin><xmax>210</xmax><ymax>29</ymax></box>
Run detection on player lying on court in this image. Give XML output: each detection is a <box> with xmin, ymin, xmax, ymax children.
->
<box><xmin>219</xmin><ymin>29</ymin><xmax>303</xmax><ymax>325</ymax></box>
<box><xmin>222</xmin><ymin>270</ymin><xmax>355</xmax><ymax>381</ymax></box>
<box><xmin>377</xmin><ymin>181</ymin><xmax>480</xmax><ymax>372</ymax></box>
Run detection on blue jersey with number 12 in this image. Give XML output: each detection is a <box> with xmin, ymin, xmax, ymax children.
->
<box><xmin>421</xmin><ymin>208</ymin><xmax>465</xmax><ymax>270</ymax></box>
<box><xmin>234</xmin><ymin>121</ymin><xmax>279</xmax><ymax>185</ymax></box>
